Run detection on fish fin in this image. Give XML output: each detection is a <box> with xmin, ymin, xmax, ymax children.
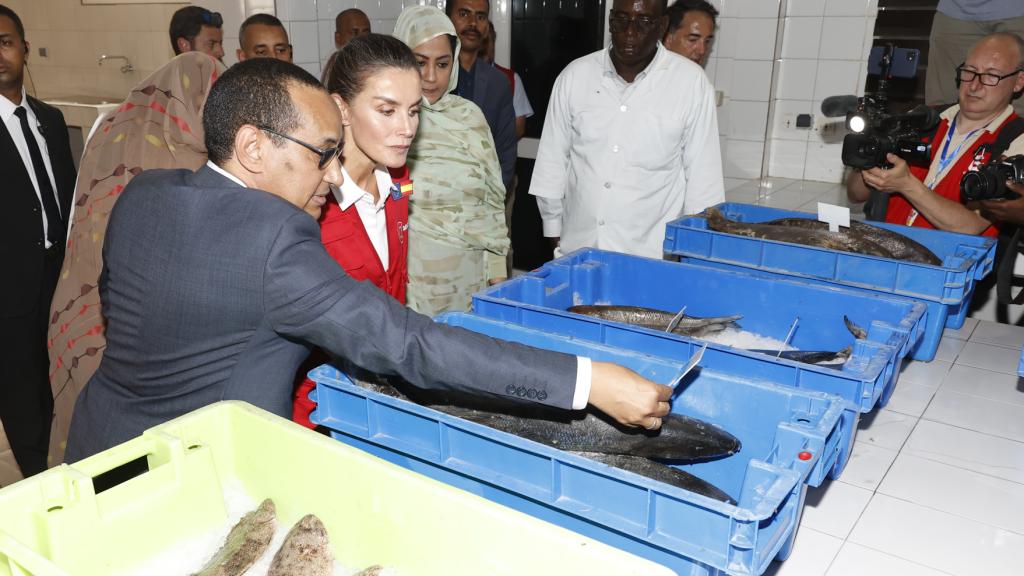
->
<box><xmin>843</xmin><ymin>315</ymin><xmax>868</xmax><ymax>340</ymax></box>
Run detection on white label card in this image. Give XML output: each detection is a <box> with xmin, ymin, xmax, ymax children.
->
<box><xmin>817</xmin><ymin>202</ymin><xmax>851</xmax><ymax>232</ymax></box>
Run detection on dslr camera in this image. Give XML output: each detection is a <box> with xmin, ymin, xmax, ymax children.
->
<box><xmin>960</xmin><ymin>155</ymin><xmax>1024</xmax><ymax>202</ymax></box>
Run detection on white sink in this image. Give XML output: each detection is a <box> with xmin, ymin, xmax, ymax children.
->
<box><xmin>42</xmin><ymin>94</ymin><xmax>120</xmax><ymax>132</ymax></box>
<box><xmin>45</xmin><ymin>94</ymin><xmax>121</xmax><ymax>106</ymax></box>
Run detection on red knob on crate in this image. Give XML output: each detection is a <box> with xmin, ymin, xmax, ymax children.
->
<box><xmin>798</xmin><ymin>451</ymin><xmax>813</xmax><ymax>461</ymax></box>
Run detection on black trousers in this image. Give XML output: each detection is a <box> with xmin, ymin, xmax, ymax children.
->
<box><xmin>0</xmin><ymin>245</ymin><xmax>61</xmax><ymax>477</ymax></box>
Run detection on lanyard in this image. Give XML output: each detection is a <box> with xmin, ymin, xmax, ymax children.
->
<box><xmin>910</xmin><ymin>114</ymin><xmax>991</xmax><ymax>226</ymax></box>
<box><xmin>933</xmin><ymin>114</ymin><xmax>984</xmax><ymax>186</ymax></box>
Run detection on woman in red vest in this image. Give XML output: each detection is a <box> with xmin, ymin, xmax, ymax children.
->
<box><xmin>292</xmin><ymin>34</ymin><xmax>423</xmax><ymax>428</ymax></box>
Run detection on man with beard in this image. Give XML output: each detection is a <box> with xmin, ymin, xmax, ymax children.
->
<box><xmin>446</xmin><ymin>0</ymin><xmax>516</xmax><ymax>194</ymax></box>
<box><xmin>530</xmin><ymin>0</ymin><xmax>724</xmax><ymax>258</ymax></box>
<box><xmin>169</xmin><ymin>5</ymin><xmax>224</xmax><ymax>63</ymax></box>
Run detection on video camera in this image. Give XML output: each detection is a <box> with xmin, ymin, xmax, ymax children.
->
<box><xmin>960</xmin><ymin>155</ymin><xmax>1024</xmax><ymax>202</ymax></box>
<box><xmin>821</xmin><ymin>45</ymin><xmax>940</xmax><ymax>170</ymax></box>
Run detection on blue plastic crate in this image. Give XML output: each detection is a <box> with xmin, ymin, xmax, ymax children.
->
<box><xmin>473</xmin><ymin>247</ymin><xmax>924</xmax><ymax>413</ymax></box>
<box><xmin>663</xmin><ymin>202</ymin><xmax>997</xmax><ymax>362</ymax></box>
<box><xmin>311</xmin><ymin>314</ymin><xmax>846</xmax><ymax>576</ymax></box>
<box><xmin>1018</xmin><ymin>346</ymin><xmax>1024</xmax><ymax>378</ymax></box>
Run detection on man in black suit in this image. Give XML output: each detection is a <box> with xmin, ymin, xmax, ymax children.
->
<box><xmin>65</xmin><ymin>58</ymin><xmax>671</xmax><ymax>462</ymax></box>
<box><xmin>447</xmin><ymin>0</ymin><xmax>517</xmax><ymax>194</ymax></box>
<box><xmin>0</xmin><ymin>5</ymin><xmax>76</xmax><ymax>476</ymax></box>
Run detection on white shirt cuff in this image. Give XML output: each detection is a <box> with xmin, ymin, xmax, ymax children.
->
<box><xmin>572</xmin><ymin>356</ymin><xmax>592</xmax><ymax>410</ymax></box>
<box><xmin>541</xmin><ymin>217</ymin><xmax>562</xmax><ymax>237</ymax></box>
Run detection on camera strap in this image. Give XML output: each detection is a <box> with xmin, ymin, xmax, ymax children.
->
<box><xmin>990</xmin><ymin>116</ymin><xmax>1024</xmax><ymax>305</ymax></box>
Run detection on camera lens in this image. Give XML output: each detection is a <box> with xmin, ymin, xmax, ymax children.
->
<box><xmin>960</xmin><ymin>170</ymin><xmax>1003</xmax><ymax>202</ymax></box>
<box><xmin>960</xmin><ymin>172</ymin><xmax>986</xmax><ymax>201</ymax></box>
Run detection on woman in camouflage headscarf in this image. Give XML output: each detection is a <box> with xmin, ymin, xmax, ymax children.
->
<box><xmin>394</xmin><ymin>5</ymin><xmax>509</xmax><ymax>316</ymax></box>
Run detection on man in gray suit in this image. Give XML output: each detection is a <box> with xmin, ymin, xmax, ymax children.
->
<box><xmin>64</xmin><ymin>58</ymin><xmax>671</xmax><ymax>461</ymax></box>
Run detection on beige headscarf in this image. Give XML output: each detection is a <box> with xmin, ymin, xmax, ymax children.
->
<box><xmin>393</xmin><ymin>6</ymin><xmax>509</xmax><ymax>315</ymax></box>
<box><xmin>44</xmin><ymin>52</ymin><xmax>223</xmax><ymax>468</ymax></box>
<box><xmin>394</xmin><ymin>5</ymin><xmax>462</xmax><ymax>108</ymax></box>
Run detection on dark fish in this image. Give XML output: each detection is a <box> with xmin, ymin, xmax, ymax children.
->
<box><xmin>568</xmin><ymin>304</ymin><xmax>742</xmax><ymax>337</ymax></box>
<box><xmin>747</xmin><ymin>316</ymin><xmax>865</xmax><ymax>366</ymax></box>
<box><xmin>441</xmin><ymin>405</ymin><xmax>741</xmax><ymax>461</ymax></box>
<box><xmin>267</xmin><ymin>514</ymin><xmax>333</xmax><ymax>576</ymax></box>
<box><xmin>195</xmin><ymin>498</ymin><xmax>276</xmax><ymax>576</ymax></box>
<box><xmin>705</xmin><ymin>207</ymin><xmax>897</xmax><ymax>259</ymax></box>
<box><xmin>763</xmin><ymin>217</ymin><xmax>942</xmax><ymax>265</ymax></box>
<box><xmin>572</xmin><ymin>451</ymin><xmax>736</xmax><ymax>504</ymax></box>
<box><xmin>350</xmin><ymin>376</ymin><xmax>741</xmax><ymax>462</ymax></box>
<box><xmin>747</xmin><ymin>346</ymin><xmax>852</xmax><ymax>365</ymax></box>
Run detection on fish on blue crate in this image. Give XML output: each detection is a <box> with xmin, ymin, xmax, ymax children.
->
<box><xmin>470</xmin><ymin>249</ymin><xmax>932</xmax><ymax>480</ymax></box>
<box><xmin>310</xmin><ymin>312</ymin><xmax>847</xmax><ymax>576</ymax></box>
<box><xmin>663</xmin><ymin>202</ymin><xmax>997</xmax><ymax>362</ymax></box>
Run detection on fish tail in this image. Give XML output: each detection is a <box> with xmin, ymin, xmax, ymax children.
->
<box><xmin>843</xmin><ymin>315</ymin><xmax>868</xmax><ymax>340</ymax></box>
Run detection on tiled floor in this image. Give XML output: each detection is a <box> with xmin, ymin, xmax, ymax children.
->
<box><xmin>698</xmin><ymin>179</ymin><xmax>1024</xmax><ymax>574</ymax></box>
<box><xmin>764</xmin><ymin>316</ymin><xmax>1024</xmax><ymax>576</ymax></box>
<box><xmin>722</xmin><ymin>177</ymin><xmax>858</xmax><ymax>215</ymax></box>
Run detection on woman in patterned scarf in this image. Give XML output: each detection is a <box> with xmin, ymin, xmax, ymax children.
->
<box><xmin>393</xmin><ymin>5</ymin><xmax>509</xmax><ymax>317</ymax></box>
<box><xmin>43</xmin><ymin>52</ymin><xmax>223</xmax><ymax>468</ymax></box>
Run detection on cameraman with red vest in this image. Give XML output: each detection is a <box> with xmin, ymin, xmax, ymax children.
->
<box><xmin>847</xmin><ymin>32</ymin><xmax>1024</xmax><ymax>237</ymax></box>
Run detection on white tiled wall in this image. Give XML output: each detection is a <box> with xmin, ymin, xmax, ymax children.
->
<box><xmin>200</xmin><ymin>0</ymin><xmax>272</xmax><ymax>68</ymax></box>
<box><xmin>7</xmin><ymin>0</ymin><xmax>183</xmax><ymax>101</ymax></box>
<box><xmin>705</xmin><ymin>0</ymin><xmax>782</xmax><ymax>179</ymax></box>
<box><xmin>765</xmin><ymin>0</ymin><xmax>878</xmax><ymax>183</ymax></box>
<box><xmin>275</xmin><ymin>0</ymin><xmax>512</xmax><ymax>83</ymax></box>
<box><xmin>6</xmin><ymin>0</ymin><xmax>276</xmax><ymax>101</ymax></box>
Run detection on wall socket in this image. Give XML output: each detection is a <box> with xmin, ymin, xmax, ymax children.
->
<box><xmin>38</xmin><ymin>47</ymin><xmax>47</xmax><ymax>57</ymax></box>
<box><xmin>780</xmin><ymin>112</ymin><xmax>813</xmax><ymax>130</ymax></box>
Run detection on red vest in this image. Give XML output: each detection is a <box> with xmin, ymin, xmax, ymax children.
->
<box><xmin>494</xmin><ymin>63</ymin><xmax>516</xmax><ymax>92</ymax></box>
<box><xmin>318</xmin><ymin>166</ymin><xmax>410</xmax><ymax>303</ymax></box>
<box><xmin>292</xmin><ymin>166</ymin><xmax>412</xmax><ymax>428</ymax></box>
<box><xmin>885</xmin><ymin>114</ymin><xmax>1018</xmax><ymax>238</ymax></box>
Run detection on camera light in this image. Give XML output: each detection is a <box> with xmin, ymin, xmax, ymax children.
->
<box><xmin>848</xmin><ymin>115</ymin><xmax>867</xmax><ymax>133</ymax></box>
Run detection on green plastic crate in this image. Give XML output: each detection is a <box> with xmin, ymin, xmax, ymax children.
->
<box><xmin>0</xmin><ymin>401</ymin><xmax>671</xmax><ymax>576</ymax></box>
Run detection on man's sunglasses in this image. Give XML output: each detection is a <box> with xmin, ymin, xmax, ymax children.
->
<box><xmin>200</xmin><ymin>9</ymin><xmax>223</xmax><ymax>28</ymax></box>
<box><xmin>258</xmin><ymin>126</ymin><xmax>342</xmax><ymax>170</ymax></box>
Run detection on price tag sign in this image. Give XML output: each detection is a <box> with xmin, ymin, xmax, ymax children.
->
<box><xmin>817</xmin><ymin>202</ymin><xmax>851</xmax><ymax>232</ymax></box>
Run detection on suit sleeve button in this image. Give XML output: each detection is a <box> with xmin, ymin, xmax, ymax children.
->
<box><xmin>527</xmin><ymin>389</ymin><xmax>537</xmax><ymax>399</ymax></box>
<box><xmin>537</xmin><ymin>391</ymin><xmax>548</xmax><ymax>401</ymax></box>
